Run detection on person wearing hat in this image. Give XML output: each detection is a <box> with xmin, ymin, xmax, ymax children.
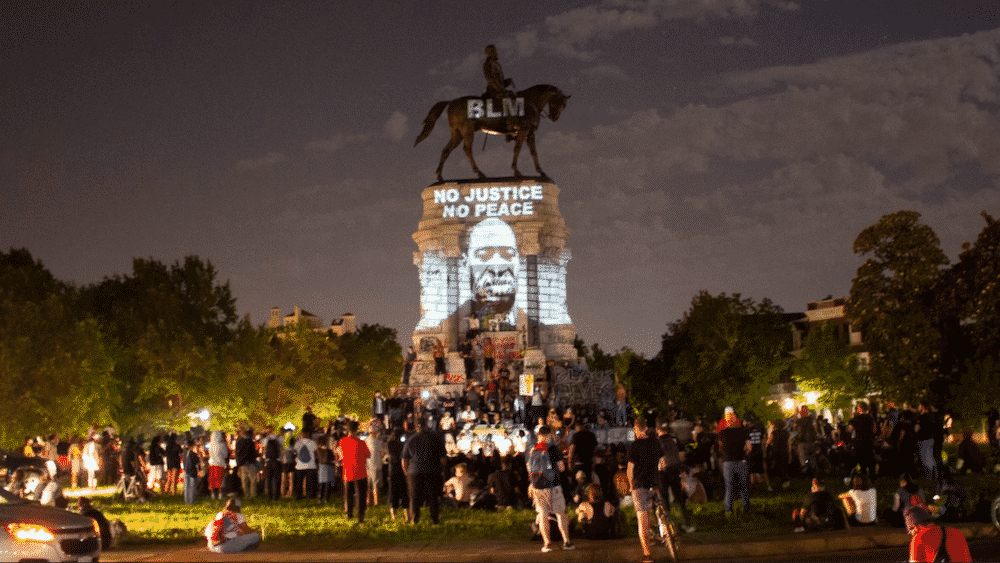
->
<box><xmin>716</xmin><ymin>406</ymin><xmax>751</xmax><ymax>516</ymax></box>
<box><xmin>905</xmin><ymin>504</ymin><xmax>970</xmax><ymax>562</ymax></box>
<box><xmin>205</xmin><ymin>496</ymin><xmax>261</xmax><ymax>553</ymax></box>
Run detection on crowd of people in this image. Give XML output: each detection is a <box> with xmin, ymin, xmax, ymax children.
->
<box><xmin>7</xmin><ymin>382</ymin><xmax>991</xmax><ymax>560</ymax></box>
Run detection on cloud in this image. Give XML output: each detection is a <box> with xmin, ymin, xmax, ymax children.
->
<box><xmin>436</xmin><ymin>0</ymin><xmax>785</xmax><ymax>75</ymax></box>
<box><xmin>305</xmin><ymin>133</ymin><xmax>372</xmax><ymax>152</ymax></box>
<box><xmin>581</xmin><ymin>64</ymin><xmax>630</xmax><ymax>80</ymax></box>
<box><xmin>234</xmin><ymin>151</ymin><xmax>287</xmax><ymax>171</ymax></box>
<box><xmin>383</xmin><ymin>111</ymin><xmax>409</xmax><ymax>142</ymax></box>
<box><xmin>539</xmin><ymin>28</ymin><xmax>1000</xmax><ymax>352</ymax></box>
<box><xmin>718</xmin><ymin>36</ymin><xmax>758</xmax><ymax>47</ymax></box>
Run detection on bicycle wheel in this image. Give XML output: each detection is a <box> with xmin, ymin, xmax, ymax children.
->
<box><xmin>663</xmin><ymin>518</ymin><xmax>679</xmax><ymax>562</ymax></box>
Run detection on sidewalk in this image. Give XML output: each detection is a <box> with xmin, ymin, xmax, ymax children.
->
<box><xmin>102</xmin><ymin>521</ymin><xmax>998</xmax><ymax>562</ymax></box>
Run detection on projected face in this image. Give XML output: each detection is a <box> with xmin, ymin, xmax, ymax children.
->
<box><xmin>468</xmin><ymin>217</ymin><xmax>519</xmax><ymax>316</ymax></box>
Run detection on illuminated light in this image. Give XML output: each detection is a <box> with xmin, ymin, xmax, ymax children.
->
<box><xmin>805</xmin><ymin>391</ymin><xmax>820</xmax><ymax>404</ymax></box>
<box><xmin>283</xmin><ymin>422</ymin><xmax>296</xmax><ymax>431</ymax></box>
<box><xmin>7</xmin><ymin>523</ymin><xmax>56</xmax><ymax>543</ymax></box>
<box><xmin>782</xmin><ymin>398</ymin><xmax>796</xmax><ymax>412</ymax></box>
<box><xmin>199</xmin><ymin>409</ymin><xmax>210</xmax><ymax>422</ymax></box>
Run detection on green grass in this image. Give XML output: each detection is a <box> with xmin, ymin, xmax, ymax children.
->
<box><xmin>92</xmin><ymin>454</ymin><xmax>1000</xmax><ymax>550</ymax></box>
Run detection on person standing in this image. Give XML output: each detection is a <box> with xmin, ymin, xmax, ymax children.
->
<box><xmin>717</xmin><ymin>406</ymin><xmax>751</xmax><ymax>516</ymax></box>
<box><xmin>235</xmin><ymin>429</ymin><xmax>259</xmax><ymax>499</ymax></box>
<box><xmin>293</xmin><ymin>429</ymin><xmax>318</xmax><ymax>500</ymax></box>
<box><xmin>433</xmin><ymin>339</ymin><xmax>448</xmax><ymax>383</ymax></box>
<box><xmin>914</xmin><ymin>401</ymin><xmax>938</xmax><ymax>482</ymax></box>
<box><xmin>848</xmin><ymin>401</ymin><xmax>877</xmax><ymax>482</ymax></box>
<box><xmin>339</xmin><ymin>420</ymin><xmax>371</xmax><ymax>522</ymax></box>
<box><xmin>82</xmin><ymin>437</ymin><xmax>101</xmax><ymax>489</ymax></box>
<box><xmin>386</xmin><ymin>429</ymin><xmax>409</xmax><ymax>521</ymax></box>
<box><xmin>403</xmin><ymin>346</ymin><xmax>416</xmax><ymax>385</ymax></box>
<box><xmin>401</xmin><ymin>419</ymin><xmax>447</xmax><ymax>525</ymax></box>
<box><xmin>366</xmin><ymin>424</ymin><xmax>387</xmax><ymax>507</ymax></box>
<box><xmin>261</xmin><ymin>428</ymin><xmax>282</xmax><ymax>500</ymax></box>
<box><xmin>165</xmin><ymin>433</ymin><xmax>182</xmax><ymax>495</ymax></box>
<box><xmin>629</xmin><ymin>417</ymin><xmax>665</xmax><ymax>562</ymax></box>
<box><xmin>527</xmin><ymin>426</ymin><xmax>575</xmax><ymax>553</ymax></box>
<box><xmin>655</xmin><ymin>418</ymin><xmax>694</xmax><ymax>533</ymax></box>
<box><xmin>183</xmin><ymin>438</ymin><xmax>200</xmax><ymax>505</ymax></box>
<box><xmin>207</xmin><ymin>431</ymin><xmax>228</xmax><ymax>500</ymax></box>
<box><xmin>68</xmin><ymin>438</ymin><xmax>83</xmax><ymax>489</ymax></box>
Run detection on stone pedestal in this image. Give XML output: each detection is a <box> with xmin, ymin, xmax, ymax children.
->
<box><xmin>411</xmin><ymin>178</ymin><xmax>578</xmax><ymax>369</ymax></box>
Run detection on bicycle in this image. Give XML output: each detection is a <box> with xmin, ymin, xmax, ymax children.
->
<box><xmin>651</xmin><ymin>490</ymin><xmax>680</xmax><ymax>562</ymax></box>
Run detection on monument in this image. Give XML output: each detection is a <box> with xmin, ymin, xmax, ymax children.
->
<box><xmin>405</xmin><ymin>47</ymin><xmax>614</xmax><ymax>412</ymax></box>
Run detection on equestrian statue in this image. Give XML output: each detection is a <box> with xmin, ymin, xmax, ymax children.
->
<box><xmin>414</xmin><ymin>45</ymin><xmax>570</xmax><ymax>183</ymax></box>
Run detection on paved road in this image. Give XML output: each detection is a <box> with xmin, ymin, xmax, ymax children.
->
<box><xmin>734</xmin><ymin>536</ymin><xmax>1000</xmax><ymax>562</ymax></box>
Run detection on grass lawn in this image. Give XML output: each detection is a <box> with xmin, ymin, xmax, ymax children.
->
<box><xmin>92</xmin><ymin>447</ymin><xmax>1000</xmax><ymax>550</ymax></box>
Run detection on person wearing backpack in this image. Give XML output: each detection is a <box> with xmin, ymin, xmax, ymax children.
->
<box><xmin>261</xmin><ymin>427</ymin><xmax>282</xmax><ymax>500</ymax></box>
<box><xmin>527</xmin><ymin>426</ymin><xmax>575</xmax><ymax>553</ymax></box>
<box><xmin>905</xmin><ymin>504</ymin><xmax>971</xmax><ymax>562</ymax></box>
<box><xmin>293</xmin><ymin>429</ymin><xmax>318</xmax><ymax>500</ymax></box>
<box><xmin>205</xmin><ymin>497</ymin><xmax>261</xmax><ymax>553</ymax></box>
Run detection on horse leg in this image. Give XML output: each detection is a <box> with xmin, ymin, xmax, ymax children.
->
<box><xmin>511</xmin><ymin>130</ymin><xmax>528</xmax><ymax>178</ymax></box>
<box><xmin>462</xmin><ymin>126</ymin><xmax>486</xmax><ymax>180</ymax></box>
<box><xmin>437</xmin><ymin>130</ymin><xmax>463</xmax><ymax>183</ymax></box>
<box><xmin>527</xmin><ymin>130</ymin><xmax>546</xmax><ymax>178</ymax></box>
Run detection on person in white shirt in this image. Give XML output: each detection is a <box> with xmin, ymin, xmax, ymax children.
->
<box><xmin>839</xmin><ymin>473</ymin><xmax>877</xmax><ymax>526</ymax></box>
<box><xmin>205</xmin><ymin>497</ymin><xmax>261</xmax><ymax>553</ymax></box>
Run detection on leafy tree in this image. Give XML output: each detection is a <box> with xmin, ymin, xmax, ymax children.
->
<box><xmin>77</xmin><ymin>256</ymin><xmax>238</xmax><ymax>434</ymax></box>
<box><xmin>847</xmin><ymin>211</ymin><xmax>949</xmax><ymax>404</ymax></box>
<box><xmin>660</xmin><ymin>291</ymin><xmax>792</xmax><ymax>419</ymax></box>
<box><xmin>947</xmin><ymin>211</ymin><xmax>1000</xmax><ymax>365</ymax></box>
<box><xmin>792</xmin><ymin>322</ymin><xmax>868</xmax><ymax>412</ymax></box>
<box><xmin>0</xmin><ymin>250</ymin><xmax>117</xmax><ymax>446</ymax></box>
<box><xmin>334</xmin><ymin>324</ymin><xmax>403</xmax><ymax>418</ymax></box>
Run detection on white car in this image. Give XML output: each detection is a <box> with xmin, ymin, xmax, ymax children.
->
<box><xmin>0</xmin><ymin>488</ymin><xmax>101</xmax><ymax>562</ymax></box>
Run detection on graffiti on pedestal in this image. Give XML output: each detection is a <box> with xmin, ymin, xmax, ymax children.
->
<box><xmin>551</xmin><ymin>366</ymin><xmax>615</xmax><ymax>411</ymax></box>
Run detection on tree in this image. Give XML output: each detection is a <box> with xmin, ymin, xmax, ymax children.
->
<box><xmin>947</xmin><ymin>211</ymin><xmax>1000</xmax><ymax>365</ymax></box>
<box><xmin>0</xmin><ymin>250</ymin><xmax>117</xmax><ymax>446</ymax></box>
<box><xmin>847</xmin><ymin>211</ymin><xmax>949</xmax><ymax>404</ymax></box>
<box><xmin>334</xmin><ymin>324</ymin><xmax>403</xmax><ymax>418</ymax></box>
<box><xmin>657</xmin><ymin>291</ymin><xmax>791</xmax><ymax>419</ymax></box>
<box><xmin>77</xmin><ymin>255</ymin><xmax>239</xmax><ymax>434</ymax></box>
<box><xmin>792</xmin><ymin>322</ymin><xmax>868</xmax><ymax>412</ymax></box>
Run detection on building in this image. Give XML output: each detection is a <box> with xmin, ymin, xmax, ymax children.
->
<box><xmin>791</xmin><ymin>297</ymin><xmax>868</xmax><ymax>367</ymax></box>
<box><xmin>268</xmin><ymin>306</ymin><xmax>356</xmax><ymax>337</ymax></box>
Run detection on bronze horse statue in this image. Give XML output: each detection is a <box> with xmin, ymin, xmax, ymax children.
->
<box><xmin>414</xmin><ymin>84</ymin><xmax>569</xmax><ymax>183</ymax></box>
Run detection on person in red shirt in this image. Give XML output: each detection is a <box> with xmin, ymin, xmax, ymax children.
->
<box><xmin>338</xmin><ymin>420</ymin><xmax>371</xmax><ymax>522</ymax></box>
<box><xmin>905</xmin><ymin>505</ymin><xmax>971</xmax><ymax>562</ymax></box>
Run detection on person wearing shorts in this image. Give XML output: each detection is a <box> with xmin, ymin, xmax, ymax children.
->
<box><xmin>629</xmin><ymin>417</ymin><xmax>665</xmax><ymax>562</ymax></box>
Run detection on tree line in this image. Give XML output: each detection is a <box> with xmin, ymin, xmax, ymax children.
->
<box><xmin>584</xmin><ymin>210</ymin><xmax>999</xmax><ymax>428</ymax></box>
<box><xmin>0</xmin><ymin>251</ymin><xmax>401</xmax><ymax>448</ymax></box>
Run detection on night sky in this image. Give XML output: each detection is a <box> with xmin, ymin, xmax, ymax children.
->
<box><xmin>5</xmin><ymin>0</ymin><xmax>999</xmax><ymax>357</ymax></box>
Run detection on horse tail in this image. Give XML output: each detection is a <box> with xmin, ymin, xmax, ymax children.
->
<box><xmin>414</xmin><ymin>101</ymin><xmax>450</xmax><ymax>146</ymax></box>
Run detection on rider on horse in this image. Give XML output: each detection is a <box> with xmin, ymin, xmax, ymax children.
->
<box><xmin>484</xmin><ymin>45</ymin><xmax>518</xmax><ymax>138</ymax></box>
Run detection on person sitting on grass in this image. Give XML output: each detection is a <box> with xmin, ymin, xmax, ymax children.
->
<box><xmin>886</xmin><ymin>473</ymin><xmax>925</xmax><ymax>528</ymax></box>
<box><xmin>679</xmin><ymin>466</ymin><xmax>707</xmax><ymax>504</ymax></box>
<box><xmin>205</xmin><ymin>496</ymin><xmax>261</xmax><ymax>553</ymax></box>
<box><xmin>443</xmin><ymin>462</ymin><xmax>477</xmax><ymax>507</ymax></box>
<box><xmin>792</xmin><ymin>478</ymin><xmax>844</xmax><ymax>532</ymax></box>
<box><xmin>77</xmin><ymin>497</ymin><xmax>111</xmax><ymax>551</ymax></box>
<box><xmin>575</xmin><ymin>483</ymin><xmax>619</xmax><ymax>540</ymax></box>
<box><xmin>838</xmin><ymin>472</ymin><xmax>877</xmax><ymax>526</ymax></box>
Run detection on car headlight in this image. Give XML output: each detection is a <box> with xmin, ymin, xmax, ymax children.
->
<box><xmin>6</xmin><ymin>523</ymin><xmax>56</xmax><ymax>542</ymax></box>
